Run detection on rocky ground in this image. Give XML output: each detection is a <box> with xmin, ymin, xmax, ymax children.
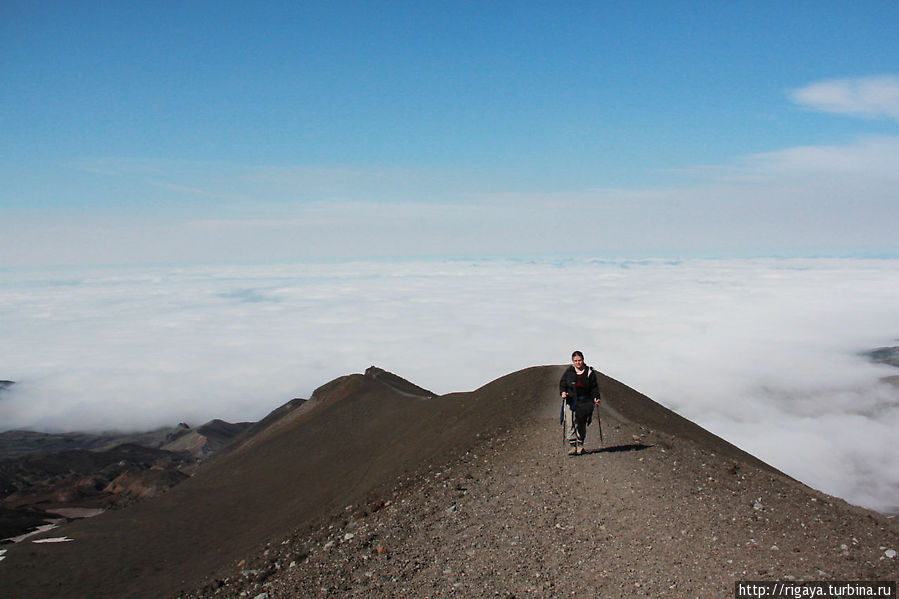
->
<box><xmin>3</xmin><ymin>366</ymin><xmax>895</xmax><ymax>598</ymax></box>
<box><xmin>180</xmin><ymin>401</ymin><xmax>899</xmax><ymax>599</ymax></box>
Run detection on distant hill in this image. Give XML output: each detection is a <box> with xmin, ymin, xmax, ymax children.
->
<box><xmin>0</xmin><ymin>420</ymin><xmax>253</xmax><ymax>540</ymax></box>
<box><xmin>0</xmin><ymin>420</ymin><xmax>253</xmax><ymax>460</ymax></box>
<box><xmin>863</xmin><ymin>345</ymin><xmax>899</xmax><ymax>387</ymax></box>
<box><xmin>158</xmin><ymin>420</ymin><xmax>255</xmax><ymax>458</ymax></box>
<box><xmin>864</xmin><ymin>345</ymin><xmax>899</xmax><ymax>368</ymax></box>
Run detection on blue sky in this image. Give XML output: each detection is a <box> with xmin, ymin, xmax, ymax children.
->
<box><xmin>2</xmin><ymin>1</ymin><xmax>898</xmax><ymax>265</ymax></box>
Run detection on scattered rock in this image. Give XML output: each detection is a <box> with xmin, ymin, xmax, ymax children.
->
<box><xmin>9</xmin><ymin>366</ymin><xmax>899</xmax><ymax>598</ymax></box>
<box><xmin>175</xmin><ymin>407</ymin><xmax>899</xmax><ymax>599</ymax></box>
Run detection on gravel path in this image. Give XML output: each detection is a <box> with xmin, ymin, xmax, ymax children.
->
<box><xmin>181</xmin><ymin>398</ymin><xmax>899</xmax><ymax>599</ymax></box>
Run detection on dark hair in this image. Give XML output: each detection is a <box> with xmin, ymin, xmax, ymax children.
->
<box><xmin>571</xmin><ymin>350</ymin><xmax>584</xmax><ymax>360</ymax></box>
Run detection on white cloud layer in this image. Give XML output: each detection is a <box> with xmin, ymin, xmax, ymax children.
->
<box><xmin>1</xmin><ymin>259</ymin><xmax>898</xmax><ymax>513</ymax></box>
<box><xmin>791</xmin><ymin>75</ymin><xmax>899</xmax><ymax>121</ymax></box>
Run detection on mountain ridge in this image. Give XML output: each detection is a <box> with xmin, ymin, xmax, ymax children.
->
<box><xmin>0</xmin><ymin>419</ymin><xmax>253</xmax><ymax>460</ymax></box>
<box><xmin>0</xmin><ymin>366</ymin><xmax>895</xmax><ymax>598</ymax></box>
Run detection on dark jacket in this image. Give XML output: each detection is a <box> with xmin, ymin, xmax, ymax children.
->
<box><xmin>559</xmin><ymin>365</ymin><xmax>601</xmax><ymax>405</ymax></box>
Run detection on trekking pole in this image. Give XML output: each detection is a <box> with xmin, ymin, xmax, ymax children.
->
<box><xmin>560</xmin><ymin>398</ymin><xmax>566</xmax><ymax>449</ymax></box>
<box><xmin>595</xmin><ymin>400</ymin><xmax>604</xmax><ymax>448</ymax></box>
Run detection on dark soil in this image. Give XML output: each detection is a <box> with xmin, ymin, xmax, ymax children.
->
<box><xmin>1</xmin><ymin>366</ymin><xmax>896</xmax><ymax>599</ymax></box>
<box><xmin>178</xmin><ymin>375</ymin><xmax>899</xmax><ymax>598</ymax></box>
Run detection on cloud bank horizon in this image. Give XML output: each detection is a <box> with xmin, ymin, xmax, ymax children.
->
<box><xmin>1</xmin><ymin>257</ymin><xmax>897</xmax><ymax>514</ymax></box>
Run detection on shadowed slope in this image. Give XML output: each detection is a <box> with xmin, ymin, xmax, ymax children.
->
<box><xmin>0</xmin><ymin>366</ymin><xmax>854</xmax><ymax>598</ymax></box>
<box><xmin>0</xmin><ymin>366</ymin><xmax>556</xmax><ymax>598</ymax></box>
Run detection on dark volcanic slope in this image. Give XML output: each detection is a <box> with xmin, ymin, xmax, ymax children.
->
<box><xmin>0</xmin><ymin>366</ymin><xmax>556</xmax><ymax>598</ymax></box>
<box><xmin>1</xmin><ymin>366</ymin><xmax>895</xmax><ymax>599</ymax></box>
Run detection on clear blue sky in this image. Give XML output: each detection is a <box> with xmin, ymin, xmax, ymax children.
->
<box><xmin>2</xmin><ymin>1</ymin><xmax>898</xmax><ymax>265</ymax></box>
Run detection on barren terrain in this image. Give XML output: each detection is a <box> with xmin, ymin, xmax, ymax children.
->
<box><xmin>0</xmin><ymin>366</ymin><xmax>895</xmax><ymax>598</ymax></box>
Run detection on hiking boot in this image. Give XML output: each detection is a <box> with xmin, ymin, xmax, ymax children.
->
<box><xmin>568</xmin><ymin>445</ymin><xmax>578</xmax><ymax>456</ymax></box>
<box><xmin>576</xmin><ymin>445</ymin><xmax>585</xmax><ymax>455</ymax></box>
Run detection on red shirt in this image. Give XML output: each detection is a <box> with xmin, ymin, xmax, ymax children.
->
<box><xmin>575</xmin><ymin>370</ymin><xmax>588</xmax><ymax>395</ymax></box>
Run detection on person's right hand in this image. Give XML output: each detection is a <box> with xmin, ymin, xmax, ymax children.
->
<box><xmin>561</xmin><ymin>392</ymin><xmax>568</xmax><ymax>399</ymax></box>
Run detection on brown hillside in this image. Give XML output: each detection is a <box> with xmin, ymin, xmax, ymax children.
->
<box><xmin>0</xmin><ymin>366</ymin><xmax>554</xmax><ymax>597</ymax></box>
<box><xmin>0</xmin><ymin>366</ymin><xmax>895</xmax><ymax>599</ymax></box>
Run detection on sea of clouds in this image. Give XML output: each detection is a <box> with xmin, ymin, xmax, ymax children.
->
<box><xmin>1</xmin><ymin>258</ymin><xmax>898</xmax><ymax>513</ymax></box>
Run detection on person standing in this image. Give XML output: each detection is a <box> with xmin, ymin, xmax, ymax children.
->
<box><xmin>559</xmin><ymin>351</ymin><xmax>601</xmax><ymax>455</ymax></box>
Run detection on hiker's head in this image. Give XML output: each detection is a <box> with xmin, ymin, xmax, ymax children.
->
<box><xmin>571</xmin><ymin>351</ymin><xmax>584</xmax><ymax>368</ymax></box>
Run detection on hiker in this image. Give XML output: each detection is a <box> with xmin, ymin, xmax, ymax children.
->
<box><xmin>559</xmin><ymin>350</ymin><xmax>601</xmax><ymax>455</ymax></box>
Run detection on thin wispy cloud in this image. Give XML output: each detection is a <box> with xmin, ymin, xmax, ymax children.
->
<box><xmin>4</xmin><ymin>133</ymin><xmax>897</xmax><ymax>267</ymax></box>
<box><xmin>791</xmin><ymin>75</ymin><xmax>899</xmax><ymax>121</ymax></box>
<box><xmin>1</xmin><ymin>259</ymin><xmax>897</xmax><ymax>513</ymax></box>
